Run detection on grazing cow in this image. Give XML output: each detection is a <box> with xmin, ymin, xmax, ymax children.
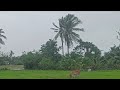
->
<box><xmin>69</xmin><ymin>70</ymin><xmax>80</xmax><ymax>78</ymax></box>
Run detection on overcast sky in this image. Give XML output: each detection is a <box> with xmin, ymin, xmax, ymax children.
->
<box><xmin>0</xmin><ymin>11</ymin><xmax>120</xmax><ymax>56</ymax></box>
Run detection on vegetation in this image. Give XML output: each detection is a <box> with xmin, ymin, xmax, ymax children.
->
<box><xmin>51</xmin><ymin>14</ymin><xmax>84</xmax><ymax>56</ymax></box>
<box><xmin>0</xmin><ymin>13</ymin><xmax>120</xmax><ymax>79</ymax></box>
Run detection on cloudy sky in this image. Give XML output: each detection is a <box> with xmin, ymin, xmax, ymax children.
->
<box><xmin>0</xmin><ymin>11</ymin><xmax>120</xmax><ymax>56</ymax></box>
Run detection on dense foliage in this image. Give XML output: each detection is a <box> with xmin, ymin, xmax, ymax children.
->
<box><xmin>1</xmin><ymin>39</ymin><xmax>120</xmax><ymax>71</ymax></box>
<box><xmin>0</xmin><ymin>14</ymin><xmax>120</xmax><ymax>71</ymax></box>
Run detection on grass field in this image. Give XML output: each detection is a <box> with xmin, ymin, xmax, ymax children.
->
<box><xmin>0</xmin><ymin>70</ymin><xmax>120</xmax><ymax>79</ymax></box>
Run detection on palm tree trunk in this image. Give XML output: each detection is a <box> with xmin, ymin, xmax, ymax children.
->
<box><xmin>61</xmin><ymin>41</ymin><xmax>64</xmax><ymax>56</ymax></box>
<box><xmin>67</xmin><ymin>45</ymin><xmax>70</xmax><ymax>56</ymax></box>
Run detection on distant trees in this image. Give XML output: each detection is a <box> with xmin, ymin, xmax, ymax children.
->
<box><xmin>98</xmin><ymin>30</ymin><xmax>120</xmax><ymax>70</ymax></box>
<box><xmin>73</xmin><ymin>39</ymin><xmax>101</xmax><ymax>70</ymax></box>
<box><xmin>74</xmin><ymin>39</ymin><xmax>101</xmax><ymax>58</ymax></box>
<box><xmin>102</xmin><ymin>45</ymin><xmax>120</xmax><ymax>69</ymax></box>
<box><xmin>22</xmin><ymin>39</ymin><xmax>62</xmax><ymax>70</ymax></box>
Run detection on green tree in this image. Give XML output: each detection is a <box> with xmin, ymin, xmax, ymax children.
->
<box><xmin>40</xmin><ymin>39</ymin><xmax>61</xmax><ymax>62</ymax></box>
<box><xmin>74</xmin><ymin>39</ymin><xmax>101</xmax><ymax>58</ymax></box>
<box><xmin>22</xmin><ymin>51</ymin><xmax>41</xmax><ymax>69</ymax></box>
<box><xmin>9</xmin><ymin>50</ymin><xmax>14</xmax><ymax>64</ymax></box>
<box><xmin>73</xmin><ymin>39</ymin><xmax>101</xmax><ymax>69</ymax></box>
<box><xmin>103</xmin><ymin>45</ymin><xmax>120</xmax><ymax>69</ymax></box>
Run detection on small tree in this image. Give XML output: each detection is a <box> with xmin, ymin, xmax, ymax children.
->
<box><xmin>40</xmin><ymin>39</ymin><xmax>61</xmax><ymax>62</ymax></box>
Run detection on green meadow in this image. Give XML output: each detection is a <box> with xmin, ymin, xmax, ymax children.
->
<box><xmin>0</xmin><ymin>70</ymin><xmax>119</xmax><ymax>79</ymax></box>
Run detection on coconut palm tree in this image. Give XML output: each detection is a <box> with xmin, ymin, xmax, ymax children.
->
<box><xmin>52</xmin><ymin>14</ymin><xmax>84</xmax><ymax>56</ymax></box>
<box><xmin>0</xmin><ymin>29</ymin><xmax>7</xmax><ymax>47</ymax></box>
<box><xmin>62</xmin><ymin>14</ymin><xmax>84</xmax><ymax>55</ymax></box>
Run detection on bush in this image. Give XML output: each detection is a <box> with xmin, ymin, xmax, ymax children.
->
<box><xmin>24</xmin><ymin>59</ymin><xmax>40</xmax><ymax>69</ymax></box>
<box><xmin>58</xmin><ymin>57</ymin><xmax>82</xmax><ymax>70</ymax></box>
<box><xmin>38</xmin><ymin>57</ymin><xmax>56</xmax><ymax>70</ymax></box>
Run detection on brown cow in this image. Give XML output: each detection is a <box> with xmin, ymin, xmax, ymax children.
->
<box><xmin>69</xmin><ymin>70</ymin><xmax>80</xmax><ymax>78</ymax></box>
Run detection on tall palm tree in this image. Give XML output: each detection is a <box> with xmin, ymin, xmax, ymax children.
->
<box><xmin>52</xmin><ymin>14</ymin><xmax>84</xmax><ymax>56</ymax></box>
<box><xmin>0</xmin><ymin>29</ymin><xmax>7</xmax><ymax>47</ymax></box>
<box><xmin>51</xmin><ymin>17</ymin><xmax>65</xmax><ymax>56</ymax></box>
<box><xmin>62</xmin><ymin>14</ymin><xmax>84</xmax><ymax>56</ymax></box>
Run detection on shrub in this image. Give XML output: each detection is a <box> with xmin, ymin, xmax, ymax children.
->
<box><xmin>38</xmin><ymin>57</ymin><xmax>56</xmax><ymax>70</ymax></box>
<box><xmin>58</xmin><ymin>57</ymin><xmax>82</xmax><ymax>70</ymax></box>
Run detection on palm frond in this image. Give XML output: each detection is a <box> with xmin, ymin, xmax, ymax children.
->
<box><xmin>71</xmin><ymin>16</ymin><xmax>81</xmax><ymax>24</ymax></box>
<box><xmin>71</xmin><ymin>21</ymin><xmax>81</xmax><ymax>27</ymax></box>
<box><xmin>0</xmin><ymin>29</ymin><xmax>3</xmax><ymax>31</ymax></box>
<box><xmin>70</xmin><ymin>32</ymin><xmax>80</xmax><ymax>44</ymax></box>
<box><xmin>59</xmin><ymin>18</ymin><xmax>66</xmax><ymax>28</ymax></box>
<box><xmin>53</xmin><ymin>23</ymin><xmax>59</xmax><ymax>29</ymax></box>
<box><xmin>68</xmin><ymin>35</ymin><xmax>74</xmax><ymax>47</ymax></box>
<box><xmin>0</xmin><ymin>38</ymin><xmax>5</xmax><ymax>45</ymax></box>
<box><xmin>0</xmin><ymin>29</ymin><xmax>5</xmax><ymax>33</ymax></box>
<box><xmin>118</xmin><ymin>31</ymin><xmax>120</xmax><ymax>35</ymax></box>
<box><xmin>0</xmin><ymin>31</ymin><xmax>4</xmax><ymax>33</ymax></box>
<box><xmin>51</xmin><ymin>28</ymin><xmax>58</xmax><ymax>31</ymax></box>
<box><xmin>117</xmin><ymin>30</ymin><xmax>120</xmax><ymax>41</ymax></box>
<box><xmin>71</xmin><ymin>32</ymin><xmax>80</xmax><ymax>38</ymax></box>
<box><xmin>54</xmin><ymin>32</ymin><xmax>60</xmax><ymax>40</ymax></box>
<box><xmin>51</xmin><ymin>28</ymin><xmax>59</xmax><ymax>32</ymax></box>
<box><xmin>0</xmin><ymin>34</ymin><xmax>7</xmax><ymax>39</ymax></box>
<box><xmin>117</xmin><ymin>36</ymin><xmax>120</xmax><ymax>41</ymax></box>
<box><xmin>73</xmin><ymin>28</ymin><xmax>84</xmax><ymax>32</ymax></box>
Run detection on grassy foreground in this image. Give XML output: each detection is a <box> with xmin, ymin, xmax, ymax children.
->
<box><xmin>0</xmin><ymin>70</ymin><xmax>120</xmax><ymax>79</ymax></box>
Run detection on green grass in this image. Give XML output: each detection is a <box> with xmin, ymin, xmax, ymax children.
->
<box><xmin>0</xmin><ymin>70</ymin><xmax>69</xmax><ymax>79</ymax></box>
<box><xmin>0</xmin><ymin>70</ymin><xmax>120</xmax><ymax>79</ymax></box>
<box><xmin>79</xmin><ymin>70</ymin><xmax>120</xmax><ymax>79</ymax></box>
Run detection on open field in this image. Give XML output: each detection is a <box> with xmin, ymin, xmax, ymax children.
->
<box><xmin>0</xmin><ymin>65</ymin><xmax>24</xmax><ymax>70</ymax></box>
<box><xmin>0</xmin><ymin>69</ymin><xmax>120</xmax><ymax>79</ymax></box>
